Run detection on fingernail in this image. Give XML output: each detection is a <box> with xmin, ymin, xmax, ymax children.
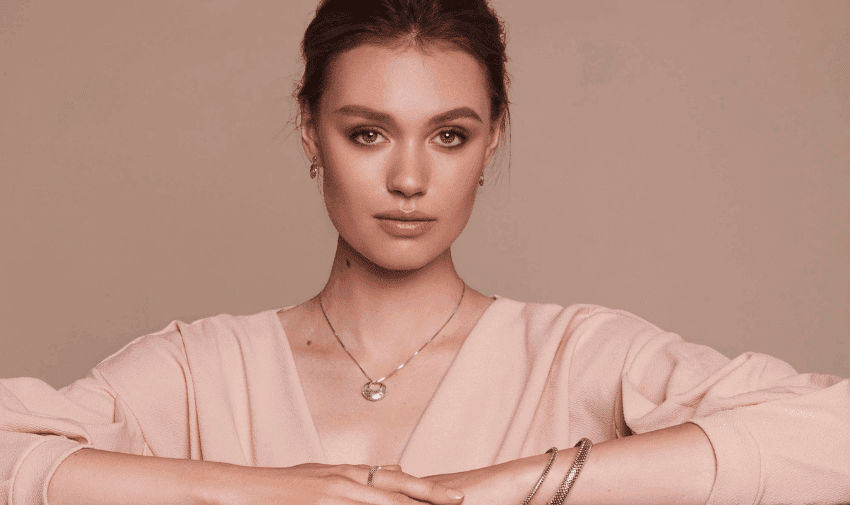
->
<box><xmin>446</xmin><ymin>488</ymin><xmax>464</xmax><ymax>500</ymax></box>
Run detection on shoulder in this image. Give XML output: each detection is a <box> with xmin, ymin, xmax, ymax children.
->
<box><xmin>172</xmin><ymin>308</ymin><xmax>285</xmax><ymax>352</ymax></box>
<box><xmin>94</xmin><ymin>307</ymin><xmax>286</xmax><ymax>377</ymax></box>
<box><xmin>490</xmin><ymin>295</ymin><xmax>670</xmax><ymax>353</ymax></box>
<box><xmin>484</xmin><ymin>296</ymin><xmax>693</xmax><ymax>386</ymax></box>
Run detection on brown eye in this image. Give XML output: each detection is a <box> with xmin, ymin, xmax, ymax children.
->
<box><xmin>433</xmin><ymin>129</ymin><xmax>466</xmax><ymax>148</ymax></box>
<box><xmin>350</xmin><ymin>129</ymin><xmax>386</xmax><ymax>146</ymax></box>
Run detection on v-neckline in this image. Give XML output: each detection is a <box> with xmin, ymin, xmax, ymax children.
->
<box><xmin>269</xmin><ymin>294</ymin><xmax>505</xmax><ymax>469</ymax></box>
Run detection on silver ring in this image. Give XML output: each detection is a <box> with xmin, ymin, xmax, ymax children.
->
<box><xmin>367</xmin><ymin>465</ymin><xmax>381</xmax><ymax>487</ymax></box>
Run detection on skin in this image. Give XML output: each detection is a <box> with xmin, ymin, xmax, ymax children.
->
<box><xmin>47</xmin><ymin>39</ymin><xmax>717</xmax><ymax>505</ymax></box>
<box><xmin>288</xmin><ymin>41</ymin><xmax>501</xmax><ymax>467</ymax></box>
<box><xmin>47</xmin><ymin>41</ymin><xmax>488</xmax><ymax>505</ymax></box>
<box><xmin>305</xmin><ymin>42</ymin><xmax>501</xmax><ymax>273</ymax></box>
<box><xmin>282</xmin><ymin>40</ymin><xmax>717</xmax><ymax>504</ymax></box>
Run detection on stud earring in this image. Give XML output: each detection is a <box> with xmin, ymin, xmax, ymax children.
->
<box><xmin>309</xmin><ymin>156</ymin><xmax>318</xmax><ymax>179</ymax></box>
<box><xmin>479</xmin><ymin>174</ymin><xmax>485</xmax><ymax>186</ymax></box>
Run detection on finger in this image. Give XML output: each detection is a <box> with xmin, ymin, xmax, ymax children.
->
<box><xmin>339</xmin><ymin>464</ymin><xmax>374</xmax><ymax>484</ymax></box>
<box><xmin>358</xmin><ymin>465</ymin><xmax>400</xmax><ymax>486</ymax></box>
<box><xmin>356</xmin><ymin>489</ymin><xmax>432</xmax><ymax>505</ymax></box>
<box><xmin>330</xmin><ymin>476</ymin><xmax>424</xmax><ymax>505</ymax></box>
<box><xmin>370</xmin><ymin>469</ymin><xmax>464</xmax><ymax>505</ymax></box>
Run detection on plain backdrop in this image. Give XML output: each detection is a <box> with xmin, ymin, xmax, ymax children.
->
<box><xmin>1</xmin><ymin>0</ymin><xmax>848</xmax><ymax>389</ymax></box>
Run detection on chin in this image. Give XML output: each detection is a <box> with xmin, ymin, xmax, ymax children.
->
<box><xmin>336</xmin><ymin>221</ymin><xmax>456</xmax><ymax>273</ymax></box>
<box><xmin>366</xmin><ymin>247</ymin><xmax>440</xmax><ymax>273</ymax></box>
<box><xmin>345</xmin><ymin>236</ymin><xmax>447</xmax><ymax>273</ymax></box>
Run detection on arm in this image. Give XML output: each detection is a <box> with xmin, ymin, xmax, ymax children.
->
<box><xmin>428</xmin><ymin>309</ymin><xmax>850</xmax><ymax>504</ymax></box>
<box><xmin>2</xmin><ymin>326</ymin><xmax>465</xmax><ymax>505</ymax></box>
<box><xmin>47</xmin><ymin>448</ymin><xmax>466</xmax><ymax>505</ymax></box>
<box><xmin>47</xmin><ymin>448</ymin><xmax>201</xmax><ymax>505</ymax></box>
<box><xmin>426</xmin><ymin>422</ymin><xmax>715</xmax><ymax>505</ymax></box>
<box><xmin>0</xmin><ymin>329</ymin><xmax>189</xmax><ymax>504</ymax></box>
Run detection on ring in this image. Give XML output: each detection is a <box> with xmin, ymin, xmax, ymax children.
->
<box><xmin>367</xmin><ymin>465</ymin><xmax>381</xmax><ymax>487</ymax></box>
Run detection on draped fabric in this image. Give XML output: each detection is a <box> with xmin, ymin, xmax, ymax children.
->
<box><xmin>2</xmin><ymin>296</ymin><xmax>848</xmax><ymax>504</ymax></box>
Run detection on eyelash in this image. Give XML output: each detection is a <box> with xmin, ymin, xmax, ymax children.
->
<box><xmin>348</xmin><ymin>128</ymin><xmax>468</xmax><ymax>149</ymax></box>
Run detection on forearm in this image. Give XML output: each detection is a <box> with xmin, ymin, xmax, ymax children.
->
<box><xmin>47</xmin><ymin>448</ymin><xmax>231</xmax><ymax>505</ymax></box>
<box><xmin>47</xmin><ymin>449</ymin><xmax>467</xmax><ymax>505</ymax></box>
<box><xmin>517</xmin><ymin>422</ymin><xmax>715</xmax><ymax>505</ymax></box>
<box><xmin>427</xmin><ymin>422</ymin><xmax>716</xmax><ymax>505</ymax></box>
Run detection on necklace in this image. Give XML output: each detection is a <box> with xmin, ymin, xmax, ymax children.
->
<box><xmin>318</xmin><ymin>282</ymin><xmax>467</xmax><ymax>402</ymax></box>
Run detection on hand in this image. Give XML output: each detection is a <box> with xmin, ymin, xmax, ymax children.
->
<box><xmin>204</xmin><ymin>462</ymin><xmax>466</xmax><ymax>505</ymax></box>
<box><xmin>423</xmin><ymin>460</ymin><xmax>529</xmax><ymax>505</ymax></box>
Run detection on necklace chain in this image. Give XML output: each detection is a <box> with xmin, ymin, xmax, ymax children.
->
<box><xmin>317</xmin><ymin>282</ymin><xmax>466</xmax><ymax>399</ymax></box>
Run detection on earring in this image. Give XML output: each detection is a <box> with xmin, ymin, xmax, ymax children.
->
<box><xmin>309</xmin><ymin>156</ymin><xmax>318</xmax><ymax>179</ymax></box>
<box><xmin>478</xmin><ymin>174</ymin><xmax>485</xmax><ymax>186</ymax></box>
<box><xmin>317</xmin><ymin>165</ymin><xmax>324</xmax><ymax>197</ymax></box>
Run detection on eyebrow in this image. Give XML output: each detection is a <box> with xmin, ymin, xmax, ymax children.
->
<box><xmin>333</xmin><ymin>105</ymin><xmax>483</xmax><ymax>127</ymax></box>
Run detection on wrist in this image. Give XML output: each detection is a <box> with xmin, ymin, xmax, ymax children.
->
<box><xmin>507</xmin><ymin>447</ymin><xmax>580</xmax><ymax>505</ymax></box>
<box><xmin>189</xmin><ymin>460</ymin><xmax>248</xmax><ymax>505</ymax></box>
<box><xmin>525</xmin><ymin>447</ymin><xmax>579</xmax><ymax>505</ymax></box>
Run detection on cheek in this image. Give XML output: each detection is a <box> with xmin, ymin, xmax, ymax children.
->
<box><xmin>320</xmin><ymin>132</ymin><xmax>371</xmax><ymax>195</ymax></box>
<box><xmin>439</xmin><ymin>164</ymin><xmax>481</xmax><ymax>230</ymax></box>
<box><xmin>446</xmin><ymin>148</ymin><xmax>486</xmax><ymax>195</ymax></box>
<box><xmin>322</xmin><ymin>167</ymin><xmax>370</xmax><ymax>227</ymax></box>
<box><xmin>319</xmin><ymin>147</ymin><xmax>386</xmax><ymax>240</ymax></box>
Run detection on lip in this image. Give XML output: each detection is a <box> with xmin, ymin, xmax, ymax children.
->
<box><xmin>375</xmin><ymin>215</ymin><xmax>436</xmax><ymax>238</ymax></box>
<box><xmin>373</xmin><ymin>210</ymin><xmax>436</xmax><ymax>221</ymax></box>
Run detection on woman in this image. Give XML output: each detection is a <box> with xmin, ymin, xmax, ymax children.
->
<box><xmin>2</xmin><ymin>1</ymin><xmax>848</xmax><ymax>504</ymax></box>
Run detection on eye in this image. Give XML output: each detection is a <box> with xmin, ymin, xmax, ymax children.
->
<box><xmin>433</xmin><ymin>129</ymin><xmax>467</xmax><ymax>148</ymax></box>
<box><xmin>350</xmin><ymin>129</ymin><xmax>387</xmax><ymax>146</ymax></box>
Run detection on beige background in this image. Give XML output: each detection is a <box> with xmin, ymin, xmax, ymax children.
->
<box><xmin>1</xmin><ymin>0</ymin><xmax>848</xmax><ymax>389</ymax></box>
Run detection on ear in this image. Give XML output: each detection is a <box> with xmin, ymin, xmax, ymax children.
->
<box><xmin>483</xmin><ymin>111</ymin><xmax>505</xmax><ymax>168</ymax></box>
<box><xmin>300</xmin><ymin>106</ymin><xmax>322</xmax><ymax>162</ymax></box>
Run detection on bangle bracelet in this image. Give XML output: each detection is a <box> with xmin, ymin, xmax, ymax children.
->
<box><xmin>519</xmin><ymin>447</ymin><xmax>559</xmax><ymax>505</ymax></box>
<box><xmin>546</xmin><ymin>438</ymin><xmax>593</xmax><ymax>505</ymax></box>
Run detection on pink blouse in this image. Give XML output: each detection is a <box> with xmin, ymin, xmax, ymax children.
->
<box><xmin>1</xmin><ymin>296</ymin><xmax>848</xmax><ymax>504</ymax></box>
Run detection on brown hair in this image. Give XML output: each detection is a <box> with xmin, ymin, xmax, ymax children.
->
<box><xmin>295</xmin><ymin>0</ymin><xmax>511</xmax><ymax>150</ymax></box>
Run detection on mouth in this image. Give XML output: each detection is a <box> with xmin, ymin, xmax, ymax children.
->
<box><xmin>374</xmin><ymin>213</ymin><xmax>436</xmax><ymax>237</ymax></box>
<box><xmin>373</xmin><ymin>210</ymin><xmax>436</xmax><ymax>221</ymax></box>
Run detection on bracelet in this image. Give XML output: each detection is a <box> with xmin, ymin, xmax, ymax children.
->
<box><xmin>519</xmin><ymin>447</ymin><xmax>559</xmax><ymax>505</ymax></box>
<box><xmin>546</xmin><ymin>438</ymin><xmax>593</xmax><ymax>505</ymax></box>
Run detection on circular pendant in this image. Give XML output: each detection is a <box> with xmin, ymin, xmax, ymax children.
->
<box><xmin>362</xmin><ymin>381</ymin><xmax>387</xmax><ymax>401</ymax></box>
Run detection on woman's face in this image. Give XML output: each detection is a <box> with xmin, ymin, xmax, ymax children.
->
<box><xmin>301</xmin><ymin>42</ymin><xmax>501</xmax><ymax>272</ymax></box>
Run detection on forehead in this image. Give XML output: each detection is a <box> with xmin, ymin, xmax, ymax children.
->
<box><xmin>320</xmin><ymin>42</ymin><xmax>490</xmax><ymax>121</ymax></box>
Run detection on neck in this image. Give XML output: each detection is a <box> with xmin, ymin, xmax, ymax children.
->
<box><xmin>317</xmin><ymin>236</ymin><xmax>466</xmax><ymax>351</ymax></box>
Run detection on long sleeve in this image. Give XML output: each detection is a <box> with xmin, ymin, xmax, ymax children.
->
<box><xmin>388</xmin><ymin>297</ymin><xmax>850</xmax><ymax>504</ymax></box>
<box><xmin>615</xmin><ymin>321</ymin><xmax>850</xmax><ymax>504</ymax></box>
<box><xmin>0</xmin><ymin>325</ymin><xmax>193</xmax><ymax>505</ymax></box>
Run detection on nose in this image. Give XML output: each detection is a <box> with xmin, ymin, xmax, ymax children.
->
<box><xmin>386</xmin><ymin>141</ymin><xmax>429</xmax><ymax>198</ymax></box>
